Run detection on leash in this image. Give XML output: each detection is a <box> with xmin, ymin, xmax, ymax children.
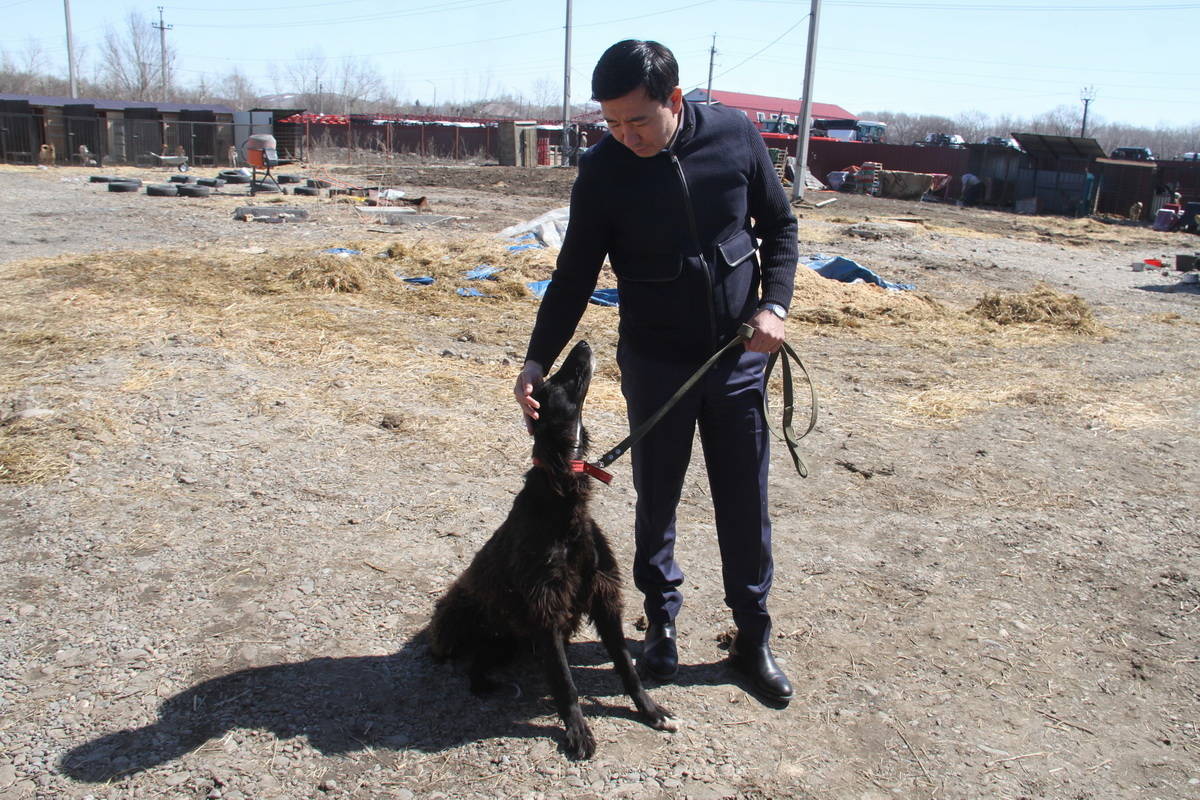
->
<box><xmin>590</xmin><ymin>323</ymin><xmax>818</xmax><ymax>479</ymax></box>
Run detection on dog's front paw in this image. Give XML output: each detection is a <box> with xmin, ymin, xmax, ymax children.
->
<box><xmin>645</xmin><ymin>703</ymin><xmax>679</xmax><ymax>732</ymax></box>
<box><xmin>564</xmin><ymin>720</ymin><xmax>596</xmax><ymax>760</ymax></box>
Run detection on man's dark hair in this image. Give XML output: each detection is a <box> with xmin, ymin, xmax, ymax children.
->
<box><xmin>591</xmin><ymin>40</ymin><xmax>678</xmax><ymax>104</ymax></box>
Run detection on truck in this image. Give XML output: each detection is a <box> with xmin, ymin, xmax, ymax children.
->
<box><xmin>759</xmin><ymin>117</ymin><xmax>886</xmax><ymax>146</ymax></box>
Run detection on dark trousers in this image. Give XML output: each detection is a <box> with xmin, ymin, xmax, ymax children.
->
<box><xmin>618</xmin><ymin>341</ymin><xmax>774</xmax><ymax>645</ymax></box>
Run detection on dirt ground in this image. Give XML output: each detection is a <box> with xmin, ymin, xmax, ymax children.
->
<box><xmin>0</xmin><ymin>162</ymin><xmax>1198</xmax><ymax>800</ymax></box>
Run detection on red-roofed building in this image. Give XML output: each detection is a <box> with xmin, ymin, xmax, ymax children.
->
<box><xmin>683</xmin><ymin>88</ymin><xmax>856</xmax><ymax>131</ymax></box>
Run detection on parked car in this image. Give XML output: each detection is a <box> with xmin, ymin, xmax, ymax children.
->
<box><xmin>1181</xmin><ymin>152</ymin><xmax>1199</xmax><ymax>161</ymax></box>
<box><xmin>983</xmin><ymin>136</ymin><xmax>1021</xmax><ymax>150</ymax></box>
<box><xmin>1110</xmin><ymin>146</ymin><xmax>1155</xmax><ymax>161</ymax></box>
<box><xmin>916</xmin><ymin>132</ymin><xmax>966</xmax><ymax>149</ymax></box>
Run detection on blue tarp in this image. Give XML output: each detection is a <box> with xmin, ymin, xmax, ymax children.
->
<box><xmin>589</xmin><ymin>288</ymin><xmax>619</xmax><ymax>307</ymax></box>
<box><xmin>464</xmin><ymin>265</ymin><xmax>503</xmax><ymax>280</ymax></box>
<box><xmin>395</xmin><ymin>274</ymin><xmax>434</xmax><ymax>285</ymax></box>
<box><xmin>527</xmin><ymin>280</ymin><xmax>620</xmax><ymax>307</ymax></box>
<box><xmin>456</xmin><ymin>287</ymin><xmax>492</xmax><ymax>298</ymax></box>
<box><xmin>802</xmin><ymin>254</ymin><xmax>915</xmax><ymax>291</ymax></box>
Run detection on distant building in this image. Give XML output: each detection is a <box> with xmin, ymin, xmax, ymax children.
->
<box><xmin>683</xmin><ymin>89</ymin><xmax>856</xmax><ymax>131</ymax></box>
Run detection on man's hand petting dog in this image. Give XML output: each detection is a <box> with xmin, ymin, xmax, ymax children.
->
<box><xmin>514</xmin><ymin>359</ymin><xmax>544</xmax><ymax>433</ymax></box>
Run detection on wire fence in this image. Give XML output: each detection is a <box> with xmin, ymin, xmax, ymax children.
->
<box><xmin>0</xmin><ymin>111</ymin><xmax>599</xmax><ymax>168</ymax></box>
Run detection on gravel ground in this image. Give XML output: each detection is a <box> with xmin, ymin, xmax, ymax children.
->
<box><xmin>1</xmin><ymin>162</ymin><xmax>1198</xmax><ymax>800</ymax></box>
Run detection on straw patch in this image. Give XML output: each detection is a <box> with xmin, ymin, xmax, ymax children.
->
<box><xmin>1078</xmin><ymin>373</ymin><xmax>1199</xmax><ymax>431</ymax></box>
<box><xmin>969</xmin><ymin>283</ymin><xmax>1103</xmax><ymax>334</ymax></box>
<box><xmin>0</xmin><ymin>407</ymin><xmax>117</xmax><ymax>485</ymax></box>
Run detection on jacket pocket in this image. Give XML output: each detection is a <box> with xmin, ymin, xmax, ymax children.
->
<box><xmin>609</xmin><ymin>250</ymin><xmax>684</xmax><ymax>283</ymax></box>
<box><xmin>716</xmin><ymin>229</ymin><xmax>756</xmax><ymax>268</ymax></box>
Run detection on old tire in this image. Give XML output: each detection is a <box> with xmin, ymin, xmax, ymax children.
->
<box><xmin>276</xmin><ymin>174</ymin><xmax>302</xmax><ymax>184</ymax></box>
<box><xmin>168</xmin><ymin>174</ymin><xmax>193</xmax><ymax>183</ymax></box>
<box><xmin>89</xmin><ymin>175</ymin><xmax>121</xmax><ymax>183</ymax></box>
<box><xmin>292</xmin><ymin>185</ymin><xmax>320</xmax><ymax>196</ymax></box>
<box><xmin>177</xmin><ymin>184</ymin><xmax>213</xmax><ymax>198</ymax></box>
<box><xmin>306</xmin><ymin>178</ymin><xmax>331</xmax><ymax>188</ymax></box>
<box><xmin>107</xmin><ymin>180</ymin><xmax>141</xmax><ymax>192</ymax></box>
<box><xmin>219</xmin><ymin>170</ymin><xmax>251</xmax><ymax>184</ymax></box>
<box><xmin>195</xmin><ymin>177</ymin><xmax>226</xmax><ymax>188</ymax></box>
<box><xmin>146</xmin><ymin>183</ymin><xmax>179</xmax><ymax>197</ymax></box>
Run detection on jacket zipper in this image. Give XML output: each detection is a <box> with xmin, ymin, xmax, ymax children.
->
<box><xmin>670</xmin><ymin>153</ymin><xmax>717</xmax><ymax>352</ymax></box>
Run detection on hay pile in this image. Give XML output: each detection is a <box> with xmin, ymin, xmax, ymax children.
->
<box><xmin>969</xmin><ymin>283</ymin><xmax>1103</xmax><ymax>334</ymax></box>
<box><xmin>790</xmin><ymin>263</ymin><xmax>953</xmax><ymax>330</ymax></box>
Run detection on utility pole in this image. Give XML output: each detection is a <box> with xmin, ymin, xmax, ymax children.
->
<box><xmin>792</xmin><ymin>0</ymin><xmax>821</xmax><ymax>202</ymax></box>
<box><xmin>705</xmin><ymin>34</ymin><xmax>716</xmax><ymax>104</ymax></box>
<box><xmin>561</xmin><ymin>0</ymin><xmax>573</xmax><ymax>166</ymax></box>
<box><xmin>1080</xmin><ymin>85</ymin><xmax>1095</xmax><ymax>138</ymax></box>
<box><xmin>63</xmin><ymin>0</ymin><xmax>78</xmax><ymax>98</ymax></box>
<box><xmin>153</xmin><ymin>6</ymin><xmax>172</xmax><ymax>102</ymax></box>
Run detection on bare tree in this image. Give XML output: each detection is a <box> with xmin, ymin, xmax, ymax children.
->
<box><xmin>332</xmin><ymin>57</ymin><xmax>386</xmax><ymax>114</ymax></box>
<box><xmin>952</xmin><ymin>110</ymin><xmax>990</xmax><ymax>143</ymax></box>
<box><xmin>1027</xmin><ymin>104</ymin><xmax>1081</xmax><ymax>137</ymax></box>
<box><xmin>98</xmin><ymin>11</ymin><xmax>171</xmax><ymax>101</ymax></box>
<box><xmin>218</xmin><ymin>67</ymin><xmax>261</xmax><ymax>110</ymax></box>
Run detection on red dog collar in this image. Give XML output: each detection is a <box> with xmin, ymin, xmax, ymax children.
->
<box><xmin>532</xmin><ymin>458</ymin><xmax>613</xmax><ymax>485</ymax></box>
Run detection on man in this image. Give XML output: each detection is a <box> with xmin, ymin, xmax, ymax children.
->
<box><xmin>960</xmin><ymin>172</ymin><xmax>984</xmax><ymax>206</ymax></box>
<box><xmin>514</xmin><ymin>40</ymin><xmax>798</xmax><ymax>703</ymax></box>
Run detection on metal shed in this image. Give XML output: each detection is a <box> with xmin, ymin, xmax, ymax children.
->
<box><xmin>1093</xmin><ymin>157</ymin><xmax>1158</xmax><ymax>220</ymax></box>
<box><xmin>1011</xmin><ymin>132</ymin><xmax>1105</xmax><ymax>217</ymax></box>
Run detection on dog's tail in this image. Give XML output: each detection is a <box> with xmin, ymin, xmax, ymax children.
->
<box><xmin>428</xmin><ymin>586</ymin><xmax>479</xmax><ymax>661</ymax></box>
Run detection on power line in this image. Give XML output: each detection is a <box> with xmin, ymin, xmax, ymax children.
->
<box><xmin>174</xmin><ymin>0</ymin><xmax>510</xmax><ymax>30</ymax></box>
<box><xmin>178</xmin><ymin>0</ymin><xmax>719</xmax><ymax>64</ymax></box>
<box><xmin>741</xmin><ymin>0</ymin><xmax>1200</xmax><ymax>9</ymax></box>
<box><xmin>710</xmin><ymin>14</ymin><xmax>809</xmax><ymax>81</ymax></box>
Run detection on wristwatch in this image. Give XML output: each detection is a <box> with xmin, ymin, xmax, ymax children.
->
<box><xmin>759</xmin><ymin>302</ymin><xmax>788</xmax><ymax>320</ymax></box>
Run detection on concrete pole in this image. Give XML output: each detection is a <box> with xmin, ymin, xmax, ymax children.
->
<box><xmin>153</xmin><ymin>6</ymin><xmax>172</xmax><ymax>102</ymax></box>
<box><xmin>561</xmin><ymin>0</ymin><xmax>573</xmax><ymax>165</ymax></box>
<box><xmin>705</xmin><ymin>34</ymin><xmax>715</xmax><ymax>104</ymax></box>
<box><xmin>63</xmin><ymin>0</ymin><xmax>78</xmax><ymax>98</ymax></box>
<box><xmin>1080</xmin><ymin>86</ymin><xmax>1095</xmax><ymax>138</ymax></box>
<box><xmin>791</xmin><ymin>0</ymin><xmax>821</xmax><ymax>202</ymax></box>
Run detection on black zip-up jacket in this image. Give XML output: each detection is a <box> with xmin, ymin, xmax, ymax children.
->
<box><xmin>526</xmin><ymin>99</ymin><xmax>798</xmax><ymax>368</ymax></box>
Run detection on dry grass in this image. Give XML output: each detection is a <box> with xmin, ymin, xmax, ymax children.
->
<box><xmin>0</xmin><ymin>233</ymin><xmax>1135</xmax><ymax>484</ymax></box>
<box><xmin>970</xmin><ymin>283</ymin><xmax>1104</xmax><ymax>334</ymax></box>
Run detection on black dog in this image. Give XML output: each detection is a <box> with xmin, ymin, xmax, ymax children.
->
<box><xmin>428</xmin><ymin>340</ymin><xmax>674</xmax><ymax>759</ymax></box>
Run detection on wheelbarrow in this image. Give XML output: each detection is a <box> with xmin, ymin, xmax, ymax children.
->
<box><xmin>149</xmin><ymin>152</ymin><xmax>190</xmax><ymax>172</ymax></box>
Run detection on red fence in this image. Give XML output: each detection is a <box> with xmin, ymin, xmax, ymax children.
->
<box><xmin>802</xmin><ymin>141</ymin><xmax>970</xmax><ymax>188</ymax></box>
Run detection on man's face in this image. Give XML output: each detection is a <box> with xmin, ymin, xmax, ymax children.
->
<box><xmin>600</xmin><ymin>86</ymin><xmax>683</xmax><ymax>158</ymax></box>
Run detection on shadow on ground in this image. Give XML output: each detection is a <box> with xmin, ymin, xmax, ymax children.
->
<box><xmin>59</xmin><ymin>635</ymin><xmax>738</xmax><ymax>783</ymax></box>
<box><xmin>1135</xmin><ymin>282</ymin><xmax>1200</xmax><ymax>294</ymax></box>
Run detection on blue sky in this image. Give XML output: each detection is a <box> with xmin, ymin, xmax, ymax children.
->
<box><xmin>3</xmin><ymin>0</ymin><xmax>1197</xmax><ymax>127</ymax></box>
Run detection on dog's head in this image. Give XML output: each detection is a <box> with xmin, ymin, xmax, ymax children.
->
<box><xmin>530</xmin><ymin>341</ymin><xmax>593</xmax><ymax>480</ymax></box>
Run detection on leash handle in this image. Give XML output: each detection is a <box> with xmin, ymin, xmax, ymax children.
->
<box><xmin>763</xmin><ymin>340</ymin><xmax>819</xmax><ymax>478</ymax></box>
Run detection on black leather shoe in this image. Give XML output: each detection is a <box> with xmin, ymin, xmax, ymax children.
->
<box><xmin>729</xmin><ymin>639</ymin><xmax>793</xmax><ymax>703</ymax></box>
<box><xmin>640</xmin><ymin>622</ymin><xmax>678</xmax><ymax>681</ymax></box>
